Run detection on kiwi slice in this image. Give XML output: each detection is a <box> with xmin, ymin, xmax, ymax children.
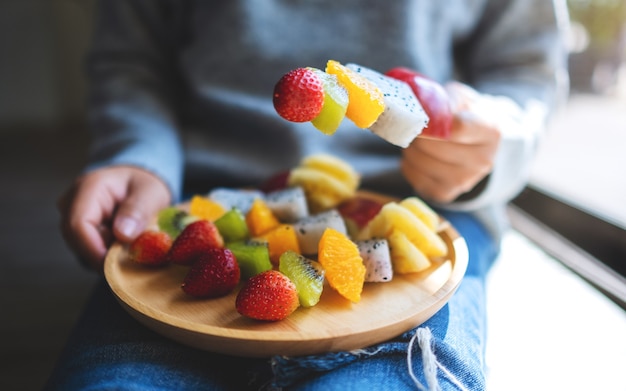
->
<box><xmin>214</xmin><ymin>208</ymin><xmax>249</xmax><ymax>243</ymax></box>
<box><xmin>226</xmin><ymin>241</ymin><xmax>273</xmax><ymax>280</ymax></box>
<box><xmin>157</xmin><ymin>207</ymin><xmax>197</xmax><ymax>238</ymax></box>
<box><xmin>279</xmin><ymin>250</ymin><xmax>325</xmax><ymax>307</ymax></box>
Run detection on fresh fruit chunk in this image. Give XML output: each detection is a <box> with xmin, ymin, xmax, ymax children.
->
<box><xmin>346</xmin><ymin>63</ymin><xmax>428</xmax><ymax>148</ymax></box>
<box><xmin>264</xmin><ymin>186</ymin><xmax>309</xmax><ymax>223</ymax></box>
<box><xmin>214</xmin><ymin>208</ymin><xmax>250</xmax><ymax>243</ymax></box>
<box><xmin>128</xmin><ymin>231</ymin><xmax>172</xmax><ymax>266</ymax></box>
<box><xmin>356</xmin><ymin>238</ymin><xmax>393</xmax><ymax>282</ymax></box>
<box><xmin>235</xmin><ymin>270</ymin><xmax>300</xmax><ymax>321</ymax></box>
<box><xmin>326</xmin><ymin>60</ymin><xmax>385</xmax><ymax>128</ymax></box>
<box><xmin>387</xmin><ymin>229</ymin><xmax>431</xmax><ymax>273</ymax></box>
<box><xmin>157</xmin><ymin>207</ymin><xmax>197</xmax><ymax>239</ymax></box>
<box><xmin>287</xmin><ymin>153</ymin><xmax>360</xmax><ymax>213</ymax></box>
<box><xmin>288</xmin><ymin>166</ymin><xmax>353</xmax><ymax>212</ymax></box>
<box><xmin>279</xmin><ymin>250</ymin><xmax>325</xmax><ymax>307</ymax></box>
<box><xmin>363</xmin><ymin>202</ymin><xmax>447</xmax><ymax>258</ymax></box>
<box><xmin>309</xmin><ymin>69</ymin><xmax>349</xmax><ymax>134</ymax></box>
<box><xmin>259</xmin><ymin>170</ymin><xmax>290</xmax><ymax>193</ymax></box>
<box><xmin>317</xmin><ymin>228</ymin><xmax>366</xmax><ymax>303</ymax></box>
<box><xmin>255</xmin><ymin>224</ymin><xmax>301</xmax><ymax>266</ymax></box>
<box><xmin>385</xmin><ymin>67</ymin><xmax>453</xmax><ymax>139</ymax></box>
<box><xmin>399</xmin><ymin>197</ymin><xmax>439</xmax><ymax>232</ymax></box>
<box><xmin>293</xmin><ymin>209</ymin><xmax>347</xmax><ymax>255</ymax></box>
<box><xmin>208</xmin><ymin>188</ymin><xmax>264</xmax><ymax>215</ymax></box>
<box><xmin>273</xmin><ymin>67</ymin><xmax>325</xmax><ymax>122</ymax></box>
<box><xmin>338</xmin><ymin>196</ymin><xmax>383</xmax><ymax>237</ymax></box>
<box><xmin>299</xmin><ymin>153</ymin><xmax>360</xmax><ymax>192</ymax></box>
<box><xmin>226</xmin><ymin>241</ymin><xmax>273</xmax><ymax>280</ymax></box>
<box><xmin>168</xmin><ymin>220</ymin><xmax>224</xmax><ymax>266</ymax></box>
<box><xmin>245</xmin><ymin>198</ymin><xmax>280</xmax><ymax>236</ymax></box>
<box><xmin>189</xmin><ymin>195</ymin><xmax>226</xmax><ymax>221</ymax></box>
<box><xmin>181</xmin><ymin>248</ymin><xmax>240</xmax><ymax>298</ymax></box>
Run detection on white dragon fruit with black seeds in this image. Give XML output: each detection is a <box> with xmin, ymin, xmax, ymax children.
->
<box><xmin>346</xmin><ymin>63</ymin><xmax>428</xmax><ymax>148</ymax></box>
<box><xmin>264</xmin><ymin>186</ymin><xmax>309</xmax><ymax>223</ymax></box>
<box><xmin>356</xmin><ymin>238</ymin><xmax>393</xmax><ymax>282</ymax></box>
<box><xmin>207</xmin><ymin>188</ymin><xmax>264</xmax><ymax>215</ymax></box>
<box><xmin>293</xmin><ymin>209</ymin><xmax>347</xmax><ymax>255</ymax></box>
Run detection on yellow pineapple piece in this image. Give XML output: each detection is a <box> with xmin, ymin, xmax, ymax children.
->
<box><xmin>399</xmin><ymin>197</ymin><xmax>440</xmax><ymax>232</ymax></box>
<box><xmin>287</xmin><ymin>153</ymin><xmax>361</xmax><ymax>213</ymax></box>
<box><xmin>300</xmin><ymin>153</ymin><xmax>360</xmax><ymax>192</ymax></box>
<box><xmin>326</xmin><ymin>60</ymin><xmax>385</xmax><ymax>128</ymax></box>
<box><xmin>288</xmin><ymin>166</ymin><xmax>354</xmax><ymax>213</ymax></box>
<box><xmin>387</xmin><ymin>229</ymin><xmax>431</xmax><ymax>274</ymax></box>
<box><xmin>366</xmin><ymin>202</ymin><xmax>447</xmax><ymax>258</ymax></box>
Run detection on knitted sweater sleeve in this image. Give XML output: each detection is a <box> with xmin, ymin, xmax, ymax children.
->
<box><xmin>84</xmin><ymin>0</ymin><xmax>187</xmax><ymax>202</ymax></box>
<box><xmin>442</xmin><ymin>0</ymin><xmax>569</xmax><ymax>212</ymax></box>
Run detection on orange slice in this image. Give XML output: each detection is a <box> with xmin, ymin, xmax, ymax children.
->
<box><xmin>246</xmin><ymin>198</ymin><xmax>280</xmax><ymax>236</ymax></box>
<box><xmin>318</xmin><ymin>227</ymin><xmax>366</xmax><ymax>303</ymax></box>
<box><xmin>189</xmin><ymin>195</ymin><xmax>226</xmax><ymax>221</ymax></box>
<box><xmin>325</xmin><ymin>60</ymin><xmax>385</xmax><ymax>128</ymax></box>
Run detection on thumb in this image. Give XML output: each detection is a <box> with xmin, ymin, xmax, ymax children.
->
<box><xmin>113</xmin><ymin>171</ymin><xmax>171</xmax><ymax>243</ymax></box>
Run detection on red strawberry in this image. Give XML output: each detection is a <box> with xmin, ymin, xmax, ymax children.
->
<box><xmin>338</xmin><ymin>196</ymin><xmax>383</xmax><ymax>230</ymax></box>
<box><xmin>181</xmin><ymin>248</ymin><xmax>240</xmax><ymax>298</ymax></box>
<box><xmin>235</xmin><ymin>270</ymin><xmax>299</xmax><ymax>321</ymax></box>
<box><xmin>273</xmin><ymin>67</ymin><xmax>324</xmax><ymax>122</ymax></box>
<box><xmin>259</xmin><ymin>170</ymin><xmax>290</xmax><ymax>193</ymax></box>
<box><xmin>168</xmin><ymin>220</ymin><xmax>224</xmax><ymax>266</ymax></box>
<box><xmin>128</xmin><ymin>231</ymin><xmax>172</xmax><ymax>266</ymax></box>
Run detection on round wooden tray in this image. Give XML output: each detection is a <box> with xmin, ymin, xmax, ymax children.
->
<box><xmin>104</xmin><ymin>194</ymin><xmax>468</xmax><ymax>358</ymax></box>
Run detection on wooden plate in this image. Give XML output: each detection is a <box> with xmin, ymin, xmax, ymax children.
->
<box><xmin>104</xmin><ymin>192</ymin><xmax>468</xmax><ymax>358</ymax></box>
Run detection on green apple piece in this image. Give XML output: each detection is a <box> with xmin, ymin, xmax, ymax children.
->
<box><xmin>309</xmin><ymin>69</ymin><xmax>349</xmax><ymax>135</ymax></box>
<box><xmin>226</xmin><ymin>241</ymin><xmax>273</xmax><ymax>280</ymax></box>
<box><xmin>214</xmin><ymin>208</ymin><xmax>249</xmax><ymax>243</ymax></box>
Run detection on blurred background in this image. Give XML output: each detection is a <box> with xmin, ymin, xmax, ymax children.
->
<box><xmin>0</xmin><ymin>1</ymin><xmax>624</xmax><ymax>390</ymax></box>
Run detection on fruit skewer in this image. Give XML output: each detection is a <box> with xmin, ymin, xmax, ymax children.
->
<box><xmin>272</xmin><ymin>60</ymin><xmax>453</xmax><ymax>147</ymax></box>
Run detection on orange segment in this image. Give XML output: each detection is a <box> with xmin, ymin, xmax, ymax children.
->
<box><xmin>246</xmin><ymin>198</ymin><xmax>280</xmax><ymax>236</ymax></box>
<box><xmin>326</xmin><ymin>60</ymin><xmax>385</xmax><ymax>128</ymax></box>
<box><xmin>189</xmin><ymin>195</ymin><xmax>226</xmax><ymax>221</ymax></box>
<box><xmin>255</xmin><ymin>224</ymin><xmax>301</xmax><ymax>266</ymax></box>
<box><xmin>317</xmin><ymin>227</ymin><xmax>366</xmax><ymax>303</ymax></box>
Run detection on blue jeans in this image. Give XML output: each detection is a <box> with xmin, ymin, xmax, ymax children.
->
<box><xmin>44</xmin><ymin>211</ymin><xmax>499</xmax><ymax>391</ymax></box>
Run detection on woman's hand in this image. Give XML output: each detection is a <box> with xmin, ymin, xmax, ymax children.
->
<box><xmin>58</xmin><ymin>166</ymin><xmax>171</xmax><ymax>271</ymax></box>
<box><xmin>401</xmin><ymin>82</ymin><xmax>501</xmax><ymax>203</ymax></box>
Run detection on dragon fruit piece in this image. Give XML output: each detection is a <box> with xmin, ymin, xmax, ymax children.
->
<box><xmin>264</xmin><ymin>186</ymin><xmax>309</xmax><ymax>223</ymax></box>
<box><xmin>207</xmin><ymin>188</ymin><xmax>264</xmax><ymax>215</ymax></box>
<box><xmin>293</xmin><ymin>209</ymin><xmax>347</xmax><ymax>255</ymax></box>
<box><xmin>346</xmin><ymin>63</ymin><xmax>429</xmax><ymax>148</ymax></box>
<box><xmin>356</xmin><ymin>238</ymin><xmax>393</xmax><ymax>282</ymax></box>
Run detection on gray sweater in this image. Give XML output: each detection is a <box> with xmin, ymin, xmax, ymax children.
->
<box><xmin>85</xmin><ymin>0</ymin><xmax>569</xmax><ymax>239</ymax></box>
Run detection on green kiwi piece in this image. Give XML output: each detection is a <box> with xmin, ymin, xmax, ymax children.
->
<box><xmin>226</xmin><ymin>241</ymin><xmax>273</xmax><ymax>280</ymax></box>
<box><xmin>309</xmin><ymin>68</ymin><xmax>349</xmax><ymax>135</ymax></box>
<box><xmin>157</xmin><ymin>207</ymin><xmax>197</xmax><ymax>238</ymax></box>
<box><xmin>279</xmin><ymin>250</ymin><xmax>325</xmax><ymax>307</ymax></box>
<box><xmin>214</xmin><ymin>208</ymin><xmax>250</xmax><ymax>243</ymax></box>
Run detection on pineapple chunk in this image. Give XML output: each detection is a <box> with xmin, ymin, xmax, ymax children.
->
<box><xmin>387</xmin><ymin>229</ymin><xmax>431</xmax><ymax>274</ymax></box>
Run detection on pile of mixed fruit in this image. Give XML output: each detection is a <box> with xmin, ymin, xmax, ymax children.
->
<box><xmin>126</xmin><ymin>154</ymin><xmax>448</xmax><ymax>321</ymax></box>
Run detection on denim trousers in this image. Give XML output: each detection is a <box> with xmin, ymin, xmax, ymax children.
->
<box><xmin>44</xmin><ymin>211</ymin><xmax>500</xmax><ymax>391</ymax></box>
